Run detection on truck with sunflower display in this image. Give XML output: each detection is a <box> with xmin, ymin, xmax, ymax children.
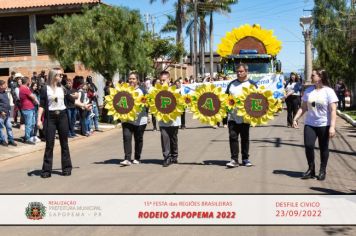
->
<box><xmin>216</xmin><ymin>24</ymin><xmax>284</xmax><ymax>99</ymax></box>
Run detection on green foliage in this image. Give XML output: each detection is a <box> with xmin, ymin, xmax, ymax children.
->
<box><xmin>36</xmin><ymin>5</ymin><xmax>150</xmax><ymax>79</ymax></box>
<box><xmin>313</xmin><ymin>0</ymin><xmax>355</xmax><ymax>87</ymax></box>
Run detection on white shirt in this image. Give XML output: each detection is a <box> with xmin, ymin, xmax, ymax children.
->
<box><xmin>285</xmin><ymin>82</ymin><xmax>300</xmax><ymax>96</ymax></box>
<box><xmin>47</xmin><ymin>86</ymin><xmax>66</xmax><ymax>111</ymax></box>
<box><xmin>126</xmin><ymin>87</ymin><xmax>148</xmax><ymax>126</ymax></box>
<box><xmin>226</xmin><ymin>79</ymin><xmax>257</xmax><ymax>124</ymax></box>
<box><xmin>302</xmin><ymin>86</ymin><xmax>338</xmax><ymax>127</ymax></box>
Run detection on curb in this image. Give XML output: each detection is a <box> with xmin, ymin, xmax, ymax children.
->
<box><xmin>337</xmin><ymin>110</ymin><xmax>356</xmax><ymax>127</ymax></box>
<box><xmin>0</xmin><ymin>124</ymin><xmax>120</xmax><ymax>162</ymax></box>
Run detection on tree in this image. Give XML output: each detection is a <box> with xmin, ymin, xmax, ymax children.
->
<box><xmin>36</xmin><ymin>5</ymin><xmax>150</xmax><ymax>80</ymax></box>
<box><xmin>150</xmin><ymin>0</ymin><xmax>185</xmax><ymax>62</ymax></box>
<box><xmin>313</xmin><ymin>0</ymin><xmax>355</xmax><ymax>87</ymax></box>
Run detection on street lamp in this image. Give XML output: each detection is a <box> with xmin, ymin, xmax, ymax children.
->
<box><xmin>300</xmin><ymin>15</ymin><xmax>313</xmax><ymax>84</ymax></box>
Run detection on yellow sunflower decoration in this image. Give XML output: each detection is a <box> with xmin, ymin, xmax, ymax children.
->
<box><xmin>236</xmin><ymin>85</ymin><xmax>280</xmax><ymax>127</ymax></box>
<box><xmin>217</xmin><ymin>24</ymin><xmax>282</xmax><ymax>57</ymax></box>
<box><xmin>190</xmin><ymin>84</ymin><xmax>228</xmax><ymax>126</ymax></box>
<box><xmin>147</xmin><ymin>83</ymin><xmax>184</xmax><ymax>123</ymax></box>
<box><xmin>104</xmin><ymin>83</ymin><xmax>142</xmax><ymax>122</ymax></box>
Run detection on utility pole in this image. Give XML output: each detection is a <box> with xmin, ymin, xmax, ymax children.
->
<box><xmin>145</xmin><ymin>13</ymin><xmax>149</xmax><ymax>32</ymax></box>
<box><xmin>193</xmin><ymin>0</ymin><xmax>198</xmax><ymax>81</ymax></box>
<box><xmin>151</xmin><ymin>15</ymin><xmax>155</xmax><ymax>35</ymax></box>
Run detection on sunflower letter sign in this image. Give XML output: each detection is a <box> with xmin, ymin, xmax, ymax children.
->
<box><xmin>237</xmin><ymin>85</ymin><xmax>281</xmax><ymax>127</ymax></box>
<box><xmin>147</xmin><ymin>84</ymin><xmax>184</xmax><ymax>123</ymax></box>
<box><xmin>190</xmin><ymin>84</ymin><xmax>228</xmax><ymax>126</ymax></box>
<box><xmin>104</xmin><ymin>83</ymin><xmax>142</xmax><ymax>122</ymax></box>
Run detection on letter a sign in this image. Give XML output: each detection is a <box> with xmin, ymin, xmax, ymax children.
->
<box><xmin>116</xmin><ymin>96</ymin><xmax>128</xmax><ymax>109</ymax></box>
<box><xmin>201</xmin><ymin>98</ymin><xmax>215</xmax><ymax>111</ymax></box>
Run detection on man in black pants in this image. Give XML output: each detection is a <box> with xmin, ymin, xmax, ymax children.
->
<box><xmin>158</xmin><ymin>71</ymin><xmax>180</xmax><ymax>167</ymax></box>
<box><xmin>226</xmin><ymin>64</ymin><xmax>256</xmax><ymax>168</ymax></box>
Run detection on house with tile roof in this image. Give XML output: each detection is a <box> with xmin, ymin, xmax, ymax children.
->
<box><xmin>0</xmin><ymin>0</ymin><xmax>101</xmax><ymax>79</ymax></box>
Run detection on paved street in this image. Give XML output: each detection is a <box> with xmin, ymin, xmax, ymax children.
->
<box><xmin>0</xmin><ymin>111</ymin><xmax>355</xmax><ymax>235</ymax></box>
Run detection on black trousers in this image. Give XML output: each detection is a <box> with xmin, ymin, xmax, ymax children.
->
<box><xmin>304</xmin><ymin>125</ymin><xmax>330</xmax><ymax>170</ymax></box>
<box><xmin>160</xmin><ymin>126</ymin><xmax>179</xmax><ymax>160</ymax></box>
<box><xmin>228</xmin><ymin>121</ymin><xmax>250</xmax><ymax>161</ymax></box>
<box><xmin>337</xmin><ymin>95</ymin><xmax>345</xmax><ymax>111</ymax></box>
<box><xmin>122</xmin><ymin>123</ymin><xmax>146</xmax><ymax>161</ymax></box>
<box><xmin>286</xmin><ymin>95</ymin><xmax>300</xmax><ymax>126</ymax></box>
<box><xmin>152</xmin><ymin>115</ymin><xmax>157</xmax><ymax>130</ymax></box>
<box><xmin>181</xmin><ymin>111</ymin><xmax>186</xmax><ymax>127</ymax></box>
<box><xmin>42</xmin><ymin>111</ymin><xmax>72</xmax><ymax>173</ymax></box>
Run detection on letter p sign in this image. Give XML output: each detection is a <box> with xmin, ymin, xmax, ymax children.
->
<box><xmin>251</xmin><ymin>99</ymin><xmax>263</xmax><ymax>111</ymax></box>
<box><xmin>161</xmin><ymin>97</ymin><xmax>172</xmax><ymax>108</ymax></box>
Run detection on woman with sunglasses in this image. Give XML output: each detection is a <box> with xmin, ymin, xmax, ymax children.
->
<box><xmin>292</xmin><ymin>69</ymin><xmax>338</xmax><ymax>181</ymax></box>
<box><xmin>37</xmin><ymin>68</ymin><xmax>89</xmax><ymax>178</ymax></box>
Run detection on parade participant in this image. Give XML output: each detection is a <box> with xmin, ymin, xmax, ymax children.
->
<box><xmin>226</xmin><ymin>63</ymin><xmax>256</xmax><ymax>168</ymax></box>
<box><xmin>120</xmin><ymin>72</ymin><xmax>148</xmax><ymax>166</ymax></box>
<box><xmin>284</xmin><ymin>72</ymin><xmax>302</xmax><ymax>127</ymax></box>
<box><xmin>293</xmin><ymin>69</ymin><xmax>338</xmax><ymax>181</ymax></box>
<box><xmin>0</xmin><ymin>80</ymin><xmax>17</xmax><ymax>146</ymax></box>
<box><xmin>159</xmin><ymin>71</ymin><xmax>180</xmax><ymax>167</ymax></box>
<box><xmin>37</xmin><ymin>68</ymin><xmax>89</xmax><ymax>178</ymax></box>
<box><xmin>149</xmin><ymin>78</ymin><xmax>161</xmax><ymax>131</ymax></box>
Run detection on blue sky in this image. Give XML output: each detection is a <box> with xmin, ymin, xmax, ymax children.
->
<box><xmin>105</xmin><ymin>0</ymin><xmax>315</xmax><ymax>73</ymax></box>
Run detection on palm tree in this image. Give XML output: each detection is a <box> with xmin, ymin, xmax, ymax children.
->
<box><xmin>204</xmin><ymin>0</ymin><xmax>238</xmax><ymax>78</ymax></box>
<box><xmin>150</xmin><ymin>0</ymin><xmax>185</xmax><ymax>62</ymax></box>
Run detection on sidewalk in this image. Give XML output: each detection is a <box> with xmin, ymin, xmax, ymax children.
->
<box><xmin>0</xmin><ymin>122</ymin><xmax>118</xmax><ymax>161</ymax></box>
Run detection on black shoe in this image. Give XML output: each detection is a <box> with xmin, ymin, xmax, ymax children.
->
<box><xmin>301</xmin><ymin>166</ymin><xmax>315</xmax><ymax>179</ymax></box>
<box><xmin>171</xmin><ymin>158</ymin><xmax>178</xmax><ymax>164</ymax></box>
<box><xmin>318</xmin><ymin>169</ymin><xmax>326</xmax><ymax>181</ymax></box>
<box><xmin>8</xmin><ymin>141</ymin><xmax>17</xmax><ymax>146</ymax></box>
<box><xmin>0</xmin><ymin>141</ymin><xmax>8</xmax><ymax>147</ymax></box>
<box><xmin>40</xmin><ymin>172</ymin><xmax>51</xmax><ymax>178</ymax></box>
<box><xmin>25</xmin><ymin>140</ymin><xmax>36</xmax><ymax>145</ymax></box>
<box><xmin>181</xmin><ymin>126</ymin><xmax>186</xmax><ymax>130</ymax></box>
<box><xmin>163</xmin><ymin>158</ymin><xmax>171</xmax><ymax>167</ymax></box>
<box><xmin>62</xmin><ymin>170</ymin><xmax>72</xmax><ymax>176</ymax></box>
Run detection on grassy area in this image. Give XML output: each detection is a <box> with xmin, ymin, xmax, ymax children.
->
<box><xmin>344</xmin><ymin>110</ymin><xmax>356</xmax><ymax>120</ymax></box>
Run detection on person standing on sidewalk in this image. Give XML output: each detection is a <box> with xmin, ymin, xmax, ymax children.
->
<box><xmin>292</xmin><ymin>69</ymin><xmax>338</xmax><ymax>181</ymax></box>
<box><xmin>19</xmin><ymin>77</ymin><xmax>38</xmax><ymax>145</ymax></box>
<box><xmin>120</xmin><ymin>72</ymin><xmax>148</xmax><ymax>166</ymax></box>
<box><xmin>37</xmin><ymin>68</ymin><xmax>89</xmax><ymax>178</ymax></box>
<box><xmin>225</xmin><ymin>63</ymin><xmax>256</xmax><ymax>168</ymax></box>
<box><xmin>334</xmin><ymin>80</ymin><xmax>346</xmax><ymax>111</ymax></box>
<box><xmin>158</xmin><ymin>71</ymin><xmax>180</xmax><ymax>167</ymax></box>
<box><xmin>0</xmin><ymin>80</ymin><xmax>17</xmax><ymax>146</ymax></box>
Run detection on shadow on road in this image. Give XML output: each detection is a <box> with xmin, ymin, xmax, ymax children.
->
<box><xmin>93</xmin><ymin>159</ymin><xmax>230</xmax><ymax>166</ymax></box>
<box><xmin>310</xmin><ymin>187</ymin><xmax>356</xmax><ymax>194</ymax></box>
<box><xmin>272</xmin><ymin>169</ymin><xmax>303</xmax><ymax>178</ymax></box>
<box><xmin>93</xmin><ymin>159</ymin><xmax>120</xmax><ymax>165</ymax></box>
<box><xmin>322</xmin><ymin>226</ymin><xmax>354</xmax><ymax>235</ymax></box>
<box><xmin>27</xmin><ymin>168</ymin><xmax>79</xmax><ymax>177</ymax></box>
<box><xmin>252</xmin><ymin>138</ymin><xmax>356</xmax><ymax>156</ymax></box>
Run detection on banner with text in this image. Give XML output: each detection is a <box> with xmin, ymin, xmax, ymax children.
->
<box><xmin>1</xmin><ymin>195</ymin><xmax>356</xmax><ymax>225</ymax></box>
<box><xmin>182</xmin><ymin>74</ymin><xmax>285</xmax><ymax>99</ymax></box>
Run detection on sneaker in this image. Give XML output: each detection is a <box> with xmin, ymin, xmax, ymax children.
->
<box><xmin>132</xmin><ymin>160</ymin><xmax>140</xmax><ymax>164</ymax></box>
<box><xmin>8</xmin><ymin>141</ymin><xmax>17</xmax><ymax>146</ymax></box>
<box><xmin>226</xmin><ymin>160</ymin><xmax>239</xmax><ymax>168</ymax></box>
<box><xmin>212</xmin><ymin>125</ymin><xmax>218</xmax><ymax>129</ymax></box>
<box><xmin>242</xmin><ymin>160</ymin><xmax>252</xmax><ymax>167</ymax></box>
<box><xmin>223</xmin><ymin>124</ymin><xmax>227</xmax><ymax>128</ymax></box>
<box><xmin>0</xmin><ymin>141</ymin><xmax>8</xmax><ymax>147</ymax></box>
<box><xmin>120</xmin><ymin>160</ymin><xmax>132</xmax><ymax>166</ymax></box>
<box><xmin>25</xmin><ymin>140</ymin><xmax>36</xmax><ymax>145</ymax></box>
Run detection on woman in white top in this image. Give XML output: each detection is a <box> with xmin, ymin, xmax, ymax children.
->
<box><xmin>293</xmin><ymin>69</ymin><xmax>338</xmax><ymax>181</ymax></box>
<box><xmin>37</xmin><ymin>68</ymin><xmax>88</xmax><ymax>178</ymax></box>
<box><xmin>284</xmin><ymin>72</ymin><xmax>302</xmax><ymax>127</ymax></box>
<box><xmin>120</xmin><ymin>72</ymin><xmax>148</xmax><ymax>166</ymax></box>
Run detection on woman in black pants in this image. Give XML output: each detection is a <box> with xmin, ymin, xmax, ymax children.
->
<box><xmin>120</xmin><ymin>72</ymin><xmax>148</xmax><ymax>166</ymax></box>
<box><xmin>284</xmin><ymin>72</ymin><xmax>302</xmax><ymax>127</ymax></box>
<box><xmin>293</xmin><ymin>69</ymin><xmax>338</xmax><ymax>181</ymax></box>
<box><xmin>37</xmin><ymin>68</ymin><xmax>89</xmax><ymax>178</ymax></box>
